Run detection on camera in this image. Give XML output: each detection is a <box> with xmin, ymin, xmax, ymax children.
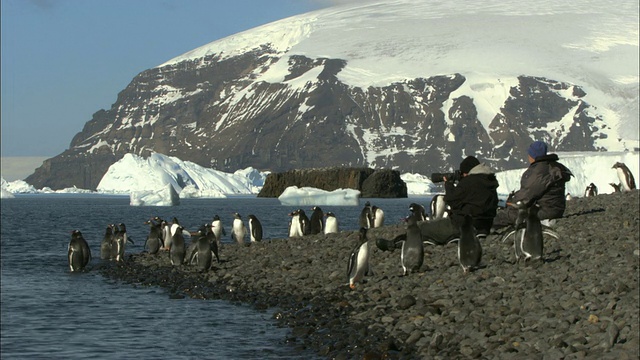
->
<box><xmin>430</xmin><ymin>170</ymin><xmax>461</xmax><ymax>183</ymax></box>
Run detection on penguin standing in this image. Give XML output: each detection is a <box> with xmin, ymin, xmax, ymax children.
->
<box><xmin>309</xmin><ymin>206</ymin><xmax>324</xmax><ymax>235</ymax></box>
<box><xmin>430</xmin><ymin>194</ymin><xmax>448</xmax><ymax>219</ymax></box>
<box><xmin>584</xmin><ymin>183</ymin><xmax>598</xmax><ymax>197</ymax></box>
<box><xmin>324</xmin><ymin>212</ymin><xmax>339</xmax><ymax>234</ymax></box>
<box><xmin>210</xmin><ymin>215</ymin><xmax>226</xmax><ymax>249</ymax></box>
<box><xmin>100</xmin><ymin>226</ymin><xmax>113</xmax><ymax>260</ymax></box>
<box><xmin>401</xmin><ymin>215</ymin><xmax>424</xmax><ymax>275</ymax></box>
<box><xmin>113</xmin><ymin>223</ymin><xmax>133</xmax><ymax>262</ymax></box>
<box><xmin>68</xmin><ymin>230</ymin><xmax>91</xmax><ymax>272</ymax></box>
<box><xmin>189</xmin><ymin>226</ymin><xmax>214</xmax><ymax>271</ymax></box>
<box><xmin>409</xmin><ymin>203</ymin><xmax>428</xmax><ymax>221</ymax></box>
<box><xmin>247</xmin><ymin>215</ymin><xmax>263</xmax><ymax>242</ymax></box>
<box><xmin>347</xmin><ymin>228</ymin><xmax>371</xmax><ymax>289</ymax></box>
<box><xmin>206</xmin><ymin>224</ymin><xmax>220</xmax><ymax>263</ymax></box>
<box><xmin>359</xmin><ymin>202</ymin><xmax>374</xmax><ymax>228</ymax></box>
<box><xmin>169</xmin><ymin>224</ymin><xmax>186</xmax><ymax>266</ymax></box>
<box><xmin>143</xmin><ymin>218</ymin><xmax>164</xmax><ymax>255</ymax></box>
<box><xmin>372</xmin><ymin>206</ymin><xmax>385</xmax><ymax>228</ymax></box>
<box><xmin>288</xmin><ymin>209</ymin><xmax>303</xmax><ymax>238</ymax></box>
<box><xmin>521</xmin><ymin>204</ymin><xmax>545</xmax><ymax>262</ymax></box>
<box><xmin>161</xmin><ymin>220</ymin><xmax>172</xmax><ymax>250</ymax></box>
<box><xmin>185</xmin><ymin>225</ymin><xmax>203</xmax><ymax>263</ymax></box>
<box><xmin>613</xmin><ymin>162</ymin><xmax>636</xmax><ymax>191</ymax></box>
<box><xmin>297</xmin><ymin>209</ymin><xmax>311</xmax><ymax>235</ymax></box>
<box><xmin>231</xmin><ymin>212</ymin><xmax>247</xmax><ymax>245</ymax></box>
<box><xmin>457</xmin><ymin>215</ymin><xmax>482</xmax><ymax>273</ymax></box>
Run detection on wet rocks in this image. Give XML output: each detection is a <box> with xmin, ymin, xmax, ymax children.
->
<box><xmin>99</xmin><ymin>191</ymin><xmax>639</xmax><ymax>359</ymax></box>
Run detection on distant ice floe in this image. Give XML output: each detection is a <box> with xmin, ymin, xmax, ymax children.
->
<box><xmin>130</xmin><ymin>184</ymin><xmax>180</xmax><ymax>206</ymax></box>
<box><xmin>278</xmin><ymin>186</ymin><xmax>361</xmax><ymax>206</ymax></box>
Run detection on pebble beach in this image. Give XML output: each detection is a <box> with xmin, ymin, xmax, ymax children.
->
<box><xmin>100</xmin><ymin>190</ymin><xmax>639</xmax><ymax>359</ymax></box>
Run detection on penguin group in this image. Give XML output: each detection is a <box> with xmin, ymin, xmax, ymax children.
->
<box><xmin>99</xmin><ymin>223</ymin><xmax>134</xmax><ymax>262</ymax></box>
<box><xmin>288</xmin><ymin>206</ymin><xmax>340</xmax><ymax>237</ymax></box>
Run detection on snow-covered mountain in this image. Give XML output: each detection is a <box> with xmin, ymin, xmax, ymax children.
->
<box><xmin>26</xmin><ymin>0</ymin><xmax>639</xmax><ymax>190</ymax></box>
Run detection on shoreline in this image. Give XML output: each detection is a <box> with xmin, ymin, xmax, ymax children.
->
<box><xmin>99</xmin><ymin>191</ymin><xmax>640</xmax><ymax>359</ymax></box>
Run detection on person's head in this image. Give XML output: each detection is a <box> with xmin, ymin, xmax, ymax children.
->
<box><xmin>459</xmin><ymin>156</ymin><xmax>480</xmax><ymax>176</ymax></box>
<box><xmin>527</xmin><ymin>141</ymin><xmax>547</xmax><ymax>163</ymax></box>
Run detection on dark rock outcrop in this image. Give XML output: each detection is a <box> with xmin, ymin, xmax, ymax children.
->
<box><xmin>257</xmin><ymin>167</ymin><xmax>407</xmax><ymax>198</ymax></box>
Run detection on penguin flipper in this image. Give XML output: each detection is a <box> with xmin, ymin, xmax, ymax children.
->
<box><xmin>447</xmin><ymin>238</ymin><xmax>460</xmax><ymax>245</ymax></box>
<box><xmin>542</xmin><ymin>229</ymin><xmax>560</xmax><ymax>240</ymax></box>
<box><xmin>501</xmin><ymin>230</ymin><xmax>517</xmax><ymax>244</ymax></box>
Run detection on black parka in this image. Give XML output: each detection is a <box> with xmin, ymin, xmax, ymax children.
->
<box><xmin>444</xmin><ymin>163</ymin><xmax>500</xmax><ymax>233</ymax></box>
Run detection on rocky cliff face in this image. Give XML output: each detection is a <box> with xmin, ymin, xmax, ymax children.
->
<box><xmin>26</xmin><ymin>50</ymin><xmax>616</xmax><ymax>190</ymax></box>
<box><xmin>257</xmin><ymin>167</ymin><xmax>407</xmax><ymax>198</ymax></box>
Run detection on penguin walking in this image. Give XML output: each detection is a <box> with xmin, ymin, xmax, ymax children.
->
<box><xmin>372</xmin><ymin>206</ymin><xmax>385</xmax><ymax>228</ymax></box>
<box><xmin>68</xmin><ymin>230</ymin><xmax>91</xmax><ymax>272</ymax></box>
<box><xmin>613</xmin><ymin>162</ymin><xmax>636</xmax><ymax>191</ymax></box>
<box><xmin>409</xmin><ymin>203</ymin><xmax>428</xmax><ymax>221</ymax></box>
<box><xmin>584</xmin><ymin>183</ymin><xmax>598</xmax><ymax>197</ymax></box>
<box><xmin>247</xmin><ymin>215</ymin><xmax>263</xmax><ymax>242</ymax></box>
<box><xmin>430</xmin><ymin>194</ymin><xmax>448</xmax><ymax>219</ymax></box>
<box><xmin>324</xmin><ymin>212</ymin><xmax>339</xmax><ymax>234</ymax></box>
<box><xmin>210</xmin><ymin>215</ymin><xmax>226</xmax><ymax>249</ymax></box>
<box><xmin>169</xmin><ymin>224</ymin><xmax>186</xmax><ymax>266</ymax></box>
<box><xmin>288</xmin><ymin>209</ymin><xmax>303</xmax><ymax>238</ymax></box>
<box><xmin>401</xmin><ymin>215</ymin><xmax>424</xmax><ymax>275</ymax></box>
<box><xmin>309</xmin><ymin>206</ymin><xmax>324</xmax><ymax>235</ymax></box>
<box><xmin>100</xmin><ymin>226</ymin><xmax>113</xmax><ymax>260</ymax></box>
<box><xmin>231</xmin><ymin>213</ymin><xmax>247</xmax><ymax>245</ymax></box>
<box><xmin>143</xmin><ymin>218</ymin><xmax>164</xmax><ymax>255</ymax></box>
<box><xmin>457</xmin><ymin>215</ymin><xmax>482</xmax><ymax>273</ymax></box>
<box><xmin>189</xmin><ymin>226</ymin><xmax>215</xmax><ymax>271</ymax></box>
<box><xmin>347</xmin><ymin>228</ymin><xmax>371</xmax><ymax>289</ymax></box>
<box><xmin>359</xmin><ymin>202</ymin><xmax>374</xmax><ymax>228</ymax></box>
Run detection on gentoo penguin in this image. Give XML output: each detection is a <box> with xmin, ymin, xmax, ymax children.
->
<box><xmin>609</xmin><ymin>183</ymin><xmax>622</xmax><ymax>193</ymax></box>
<box><xmin>409</xmin><ymin>203</ymin><xmax>428</xmax><ymax>221</ymax></box>
<box><xmin>297</xmin><ymin>209</ymin><xmax>311</xmax><ymax>235</ymax></box>
<box><xmin>247</xmin><ymin>215</ymin><xmax>263</xmax><ymax>242</ymax></box>
<box><xmin>401</xmin><ymin>215</ymin><xmax>424</xmax><ymax>275</ymax></box>
<box><xmin>68</xmin><ymin>230</ymin><xmax>91</xmax><ymax>272</ymax></box>
<box><xmin>309</xmin><ymin>206</ymin><xmax>324</xmax><ymax>235</ymax></box>
<box><xmin>143</xmin><ymin>218</ymin><xmax>164</xmax><ymax>255</ymax></box>
<box><xmin>231</xmin><ymin>212</ymin><xmax>247</xmax><ymax>245</ymax></box>
<box><xmin>457</xmin><ymin>215</ymin><xmax>482</xmax><ymax>273</ymax></box>
<box><xmin>324</xmin><ymin>212</ymin><xmax>339</xmax><ymax>234</ymax></box>
<box><xmin>185</xmin><ymin>225</ymin><xmax>203</xmax><ymax>263</ymax></box>
<box><xmin>288</xmin><ymin>209</ymin><xmax>303</xmax><ymax>238</ymax></box>
<box><xmin>189</xmin><ymin>226</ymin><xmax>214</xmax><ymax>271</ymax></box>
<box><xmin>372</xmin><ymin>206</ymin><xmax>385</xmax><ymax>228</ymax></box>
<box><xmin>206</xmin><ymin>224</ymin><xmax>220</xmax><ymax>263</ymax></box>
<box><xmin>100</xmin><ymin>226</ymin><xmax>113</xmax><ymax>260</ymax></box>
<box><xmin>347</xmin><ymin>227</ymin><xmax>371</xmax><ymax>289</ymax></box>
<box><xmin>169</xmin><ymin>224</ymin><xmax>186</xmax><ymax>266</ymax></box>
<box><xmin>584</xmin><ymin>183</ymin><xmax>598</xmax><ymax>197</ymax></box>
<box><xmin>430</xmin><ymin>194</ymin><xmax>448</xmax><ymax>219</ymax></box>
<box><xmin>359</xmin><ymin>201</ymin><xmax>374</xmax><ymax>228</ymax></box>
<box><xmin>210</xmin><ymin>215</ymin><xmax>225</xmax><ymax>249</ymax></box>
<box><xmin>612</xmin><ymin>162</ymin><xmax>636</xmax><ymax>191</ymax></box>
<box><xmin>160</xmin><ymin>219</ymin><xmax>172</xmax><ymax>250</ymax></box>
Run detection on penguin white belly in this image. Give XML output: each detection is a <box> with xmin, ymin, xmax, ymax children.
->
<box><xmin>350</xmin><ymin>242</ymin><xmax>369</xmax><ymax>286</ymax></box>
<box><xmin>324</xmin><ymin>218</ymin><xmax>338</xmax><ymax>234</ymax></box>
<box><xmin>289</xmin><ymin>215</ymin><xmax>302</xmax><ymax>237</ymax></box>
<box><xmin>374</xmin><ymin>209</ymin><xmax>385</xmax><ymax>228</ymax></box>
<box><xmin>233</xmin><ymin>219</ymin><xmax>246</xmax><ymax>243</ymax></box>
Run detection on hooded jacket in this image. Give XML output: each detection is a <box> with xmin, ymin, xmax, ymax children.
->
<box><xmin>444</xmin><ymin>163</ymin><xmax>500</xmax><ymax>233</ymax></box>
<box><xmin>511</xmin><ymin>153</ymin><xmax>573</xmax><ymax>219</ymax></box>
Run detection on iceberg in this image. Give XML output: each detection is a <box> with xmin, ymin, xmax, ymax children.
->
<box><xmin>278</xmin><ymin>186</ymin><xmax>361</xmax><ymax>206</ymax></box>
<box><xmin>130</xmin><ymin>184</ymin><xmax>180</xmax><ymax>206</ymax></box>
<box><xmin>1</xmin><ymin>188</ymin><xmax>15</xmax><ymax>199</ymax></box>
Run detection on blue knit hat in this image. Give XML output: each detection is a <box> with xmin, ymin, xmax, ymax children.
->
<box><xmin>527</xmin><ymin>141</ymin><xmax>548</xmax><ymax>159</ymax></box>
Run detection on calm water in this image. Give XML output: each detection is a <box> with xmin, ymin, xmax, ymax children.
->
<box><xmin>0</xmin><ymin>194</ymin><xmax>430</xmax><ymax>359</ymax></box>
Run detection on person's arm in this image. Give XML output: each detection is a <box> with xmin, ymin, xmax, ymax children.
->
<box><xmin>512</xmin><ymin>166</ymin><xmax>552</xmax><ymax>205</ymax></box>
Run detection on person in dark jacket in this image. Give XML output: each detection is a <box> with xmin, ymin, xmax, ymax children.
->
<box><xmin>419</xmin><ymin>156</ymin><xmax>500</xmax><ymax>245</ymax></box>
<box><xmin>492</xmin><ymin>140</ymin><xmax>573</xmax><ymax>229</ymax></box>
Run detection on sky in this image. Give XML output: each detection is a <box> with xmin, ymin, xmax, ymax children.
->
<box><xmin>1</xmin><ymin>0</ymin><xmax>335</xmax><ymax>160</ymax></box>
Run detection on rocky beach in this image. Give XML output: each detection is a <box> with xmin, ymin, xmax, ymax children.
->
<box><xmin>99</xmin><ymin>191</ymin><xmax>639</xmax><ymax>359</ymax></box>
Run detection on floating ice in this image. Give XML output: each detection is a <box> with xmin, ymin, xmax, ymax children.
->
<box><xmin>278</xmin><ymin>186</ymin><xmax>360</xmax><ymax>206</ymax></box>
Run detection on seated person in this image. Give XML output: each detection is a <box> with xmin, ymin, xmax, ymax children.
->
<box><xmin>492</xmin><ymin>140</ymin><xmax>573</xmax><ymax>230</ymax></box>
<box><xmin>420</xmin><ymin>156</ymin><xmax>499</xmax><ymax>244</ymax></box>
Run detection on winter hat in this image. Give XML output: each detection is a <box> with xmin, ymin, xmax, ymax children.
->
<box><xmin>460</xmin><ymin>156</ymin><xmax>480</xmax><ymax>174</ymax></box>
<box><xmin>527</xmin><ymin>141</ymin><xmax>548</xmax><ymax>159</ymax></box>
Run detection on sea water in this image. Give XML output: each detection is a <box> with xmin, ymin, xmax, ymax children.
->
<box><xmin>0</xmin><ymin>194</ymin><xmax>429</xmax><ymax>359</ymax></box>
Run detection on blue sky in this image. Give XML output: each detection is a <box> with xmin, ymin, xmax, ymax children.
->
<box><xmin>1</xmin><ymin>0</ymin><xmax>331</xmax><ymax>158</ymax></box>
